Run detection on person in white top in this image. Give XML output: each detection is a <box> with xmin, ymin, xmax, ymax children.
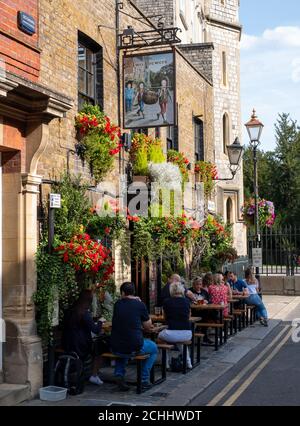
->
<box><xmin>244</xmin><ymin>269</ymin><xmax>268</xmax><ymax>327</ymax></box>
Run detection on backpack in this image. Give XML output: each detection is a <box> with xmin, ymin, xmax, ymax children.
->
<box><xmin>54</xmin><ymin>352</ymin><xmax>85</xmax><ymax>395</ymax></box>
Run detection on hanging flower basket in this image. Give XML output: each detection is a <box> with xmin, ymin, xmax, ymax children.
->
<box><xmin>242</xmin><ymin>198</ymin><xmax>276</xmax><ymax>228</ymax></box>
<box><xmin>74</xmin><ymin>104</ymin><xmax>122</xmax><ymax>183</ymax></box>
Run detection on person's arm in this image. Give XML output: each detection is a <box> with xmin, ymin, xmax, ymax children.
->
<box><xmin>186</xmin><ymin>290</ymin><xmax>197</xmax><ymax>303</ymax></box>
<box><xmin>142</xmin><ymin>318</ymin><xmax>153</xmax><ymax>332</ymax></box>
<box><xmin>242</xmin><ymin>283</ymin><xmax>250</xmax><ymax>296</ymax></box>
<box><xmin>226</xmin><ymin>283</ymin><xmax>232</xmax><ymax>299</ymax></box>
<box><xmin>83</xmin><ymin>311</ymin><xmax>102</xmax><ymax>334</ymax></box>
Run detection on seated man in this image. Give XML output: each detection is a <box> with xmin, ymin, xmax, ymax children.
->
<box><xmin>160</xmin><ymin>274</ymin><xmax>196</xmax><ymax>306</ymax></box>
<box><xmin>228</xmin><ymin>272</ymin><xmax>249</xmax><ymax>295</ymax></box>
<box><xmin>111</xmin><ymin>282</ymin><xmax>158</xmax><ymax>391</ymax></box>
<box><xmin>188</xmin><ymin>276</ymin><xmax>209</xmax><ymax>303</ymax></box>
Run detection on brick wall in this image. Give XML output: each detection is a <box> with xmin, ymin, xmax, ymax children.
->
<box><xmin>0</xmin><ymin>0</ymin><xmax>40</xmax><ymax>80</ymax></box>
<box><xmin>133</xmin><ymin>0</ymin><xmax>174</xmax><ymax>27</ymax></box>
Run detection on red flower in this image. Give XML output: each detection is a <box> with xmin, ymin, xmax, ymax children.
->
<box><xmin>104</xmin><ymin>227</ymin><xmax>111</xmax><ymax>235</ymax></box>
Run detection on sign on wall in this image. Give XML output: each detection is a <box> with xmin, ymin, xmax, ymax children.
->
<box><xmin>17</xmin><ymin>11</ymin><xmax>36</xmax><ymax>36</ymax></box>
<box><xmin>252</xmin><ymin>248</ymin><xmax>263</xmax><ymax>268</ymax></box>
<box><xmin>49</xmin><ymin>193</ymin><xmax>61</xmax><ymax>209</ymax></box>
<box><xmin>123</xmin><ymin>51</ymin><xmax>175</xmax><ymax>129</ymax></box>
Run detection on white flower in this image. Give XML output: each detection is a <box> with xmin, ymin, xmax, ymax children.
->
<box><xmin>148</xmin><ymin>162</ymin><xmax>182</xmax><ymax>191</ymax></box>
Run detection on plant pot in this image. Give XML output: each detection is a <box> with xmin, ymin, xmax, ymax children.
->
<box><xmin>132</xmin><ymin>175</ymin><xmax>149</xmax><ymax>184</ymax></box>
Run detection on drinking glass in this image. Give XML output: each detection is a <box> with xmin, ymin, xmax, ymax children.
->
<box><xmin>154</xmin><ymin>306</ymin><xmax>162</xmax><ymax>316</ymax></box>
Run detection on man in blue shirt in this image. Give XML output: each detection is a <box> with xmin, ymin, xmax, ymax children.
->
<box><xmin>111</xmin><ymin>282</ymin><xmax>158</xmax><ymax>391</ymax></box>
<box><xmin>228</xmin><ymin>272</ymin><xmax>249</xmax><ymax>295</ymax></box>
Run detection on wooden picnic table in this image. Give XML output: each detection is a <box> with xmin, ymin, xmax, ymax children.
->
<box><xmin>191</xmin><ymin>303</ymin><xmax>226</xmax><ymax>324</ymax></box>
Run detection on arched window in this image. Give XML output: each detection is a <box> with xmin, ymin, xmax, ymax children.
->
<box><xmin>222</xmin><ymin>113</ymin><xmax>230</xmax><ymax>154</ymax></box>
<box><xmin>226</xmin><ymin>197</ymin><xmax>233</xmax><ymax>225</ymax></box>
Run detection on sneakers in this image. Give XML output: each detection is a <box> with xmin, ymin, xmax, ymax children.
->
<box><xmin>187</xmin><ymin>361</ymin><xmax>193</xmax><ymax>370</ymax></box>
<box><xmin>115</xmin><ymin>376</ymin><xmax>130</xmax><ymax>392</ymax></box>
<box><xmin>203</xmin><ymin>336</ymin><xmax>214</xmax><ymax>345</ymax></box>
<box><xmin>260</xmin><ymin>318</ymin><xmax>269</xmax><ymax>327</ymax></box>
<box><xmin>89</xmin><ymin>375</ymin><xmax>103</xmax><ymax>386</ymax></box>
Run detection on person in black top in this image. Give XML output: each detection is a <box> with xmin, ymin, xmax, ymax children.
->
<box><xmin>189</xmin><ymin>276</ymin><xmax>210</xmax><ymax>303</ymax></box>
<box><xmin>158</xmin><ymin>281</ymin><xmax>193</xmax><ymax>369</ymax></box>
<box><xmin>62</xmin><ymin>289</ymin><xmax>108</xmax><ymax>386</ymax></box>
<box><xmin>111</xmin><ymin>282</ymin><xmax>158</xmax><ymax>391</ymax></box>
<box><xmin>159</xmin><ymin>273</ymin><xmax>197</xmax><ymax>306</ymax></box>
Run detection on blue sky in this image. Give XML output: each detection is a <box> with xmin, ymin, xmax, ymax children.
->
<box><xmin>240</xmin><ymin>0</ymin><xmax>300</xmax><ymax>151</ymax></box>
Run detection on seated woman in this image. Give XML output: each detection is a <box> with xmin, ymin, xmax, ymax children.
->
<box><xmin>158</xmin><ymin>282</ymin><xmax>193</xmax><ymax>369</ymax></box>
<box><xmin>244</xmin><ymin>269</ymin><xmax>268</xmax><ymax>327</ymax></box>
<box><xmin>62</xmin><ymin>289</ymin><xmax>109</xmax><ymax>386</ymax></box>
<box><xmin>208</xmin><ymin>273</ymin><xmax>232</xmax><ymax>318</ymax></box>
<box><xmin>189</xmin><ymin>276</ymin><xmax>209</xmax><ymax>304</ymax></box>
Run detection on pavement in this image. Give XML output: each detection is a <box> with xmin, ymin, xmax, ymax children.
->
<box><xmin>20</xmin><ymin>296</ymin><xmax>300</xmax><ymax>407</ymax></box>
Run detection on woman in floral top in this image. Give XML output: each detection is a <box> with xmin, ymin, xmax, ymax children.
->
<box><xmin>208</xmin><ymin>274</ymin><xmax>232</xmax><ymax>317</ymax></box>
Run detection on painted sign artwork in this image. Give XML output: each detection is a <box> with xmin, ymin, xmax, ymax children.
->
<box><xmin>123</xmin><ymin>52</ymin><xmax>175</xmax><ymax>129</ymax></box>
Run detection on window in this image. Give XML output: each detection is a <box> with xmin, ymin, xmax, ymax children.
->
<box><xmin>78</xmin><ymin>32</ymin><xmax>103</xmax><ymax>110</ymax></box>
<box><xmin>223</xmin><ymin>113</ymin><xmax>230</xmax><ymax>154</ymax></box>
<box><xmin>167</xmin><ymin>126</ymin><xmax>178</xmax><ymax>151</ymax></box>
<box><xmin>132</xmin><ymin>128</ymin><xmax>148</xmax><ymax>136</ymax></box>
<box><xmin>226</xmin><ymin>198</ymin><xmax>233</xmax><ymax>224</ymax></box>
<box><xmin>194</xmin><ymin>118</ymin><xmax>204</xmax><ymax>161</ymax></box>
<box><xmin>222</xmin><ymin>51</ymin><xmax>227</xmax><ymax>86</ymax></box>
<box><xmin>155</xmin><ymin>127</ymin><xmax>161</xmax><ymax>139</ymax></box>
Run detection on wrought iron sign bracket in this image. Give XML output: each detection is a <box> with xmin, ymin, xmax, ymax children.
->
<box><xmin>118</xmin><ymin>26</ymin><xmax>182</xmax><ymax>50</ymax></box>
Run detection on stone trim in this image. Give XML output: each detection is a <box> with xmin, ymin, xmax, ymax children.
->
<box><xmin>0</xmin><ymin>73</ymin><xmax>73</xmax><ymax>122</ymax></box>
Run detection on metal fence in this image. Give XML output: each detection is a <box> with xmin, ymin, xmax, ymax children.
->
<box><xmin>247</xmin><ymin>226</ymin><xmax>300</xmax><ymax>276</ymax></box>
<box><xmin>223</xmin><ymin>256</ymin><xmax>249</xmax><ymax>279</ymax></box>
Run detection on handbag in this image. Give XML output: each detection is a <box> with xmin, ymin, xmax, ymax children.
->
<box><xmin>170</xmin><ymin>354</ymin><xmax>183</xmax><ymax>372</ymax></box>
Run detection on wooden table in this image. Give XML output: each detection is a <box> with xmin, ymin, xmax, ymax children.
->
<box><xmin>191</xmin><ymin>304</ymin><xmax>226</xmax><ymax>324</ymax></box>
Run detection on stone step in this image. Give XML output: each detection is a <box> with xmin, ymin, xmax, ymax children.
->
<box><xmin>0</xmin><ymin>384</ymin><xmax>30</xmax><ymax>406</ymax></box>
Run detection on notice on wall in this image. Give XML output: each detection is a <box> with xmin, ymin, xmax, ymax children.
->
<box><xmin>252</xmin><ymin>248</ymin><xmax>263</xmax><ymax>268</ymax></box>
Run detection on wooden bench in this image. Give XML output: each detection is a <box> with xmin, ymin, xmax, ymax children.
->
<box><xmin>246</xmin><ymin>305</ymin><xmax>257</xmax><ymax>326</ymax></box>
<box><xmin>193</xmin><ymin>333</ymin><xmax>204</xmax><ymax>367</ymax></box>
<box><xmin>101</xmin><ymin>352</ymin><xmax>150</xmax><ymax>394</ymax></box>
<box><xmin>151</xmin><ymin>343</ymin><xmax>174</xmax><ymax>384</ymax></box>
<box><xmin>196</xmin><ymin>323</ymin><xmax>224</xmax><ymax>351</ymax></box>
<box><xmin>232</xmin><ymin>310</ymin><xmax>245</xmax><ymax>332</ymax></box>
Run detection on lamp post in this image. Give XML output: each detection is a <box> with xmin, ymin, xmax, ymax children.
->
<box><xmin>217</xmin><ymin>137</ymin><xmax>244</xmax><ymax>181</ymax></box>
<box><xmin>245</xmin><ymin>110</ymin><xmax>264</xmax><ymax>282</ymax></box>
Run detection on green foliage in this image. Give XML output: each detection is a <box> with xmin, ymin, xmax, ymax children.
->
<box><xmin>51</xmin><ymin>173</ymin><xmax>92</xmax><ymax>243</ymax></box>
<box><xmin>82</xmin><ymin>132</ymin><xmax>115</xmax><ymax>182</ymax></box>
<box><xmin>33</xmin><ymin>246</ymin><xmax>79</xmax><ymax>345</ymax></box>
<box><xmin>167</xmin><ymin>149</ymin><xmax>189</xmax><ymax>183</ymax></box>
<box><xmin>148</xmin><ymin>143</ymin><xmax>166</xmax><ymax>164</ymax></box>
<box><xmin>133</xmin><ymin>144</ymin><xmax>149</xmax><ymax>176</ymax></box>
<box><xmin>243</xmin><ymin>113</ymin><xmax>300</xmax><ymax>226</ymax></box>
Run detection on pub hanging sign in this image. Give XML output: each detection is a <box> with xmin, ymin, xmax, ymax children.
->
<box><xmin>17</xmin><ymin>11</ymin><xmax>36</xmax><ymax>36</ymax></box>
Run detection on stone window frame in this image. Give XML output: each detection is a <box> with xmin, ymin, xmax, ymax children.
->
<box><xmin>77</xmin><ymin>31</ymin><xmax>103</xmax><ymax>110</ymax></box>
<box><xmin>221</xmin><ymin>50</ymin><xmax>228</xmax><ymax>87</ymax></box>
<box><xmin>222</xmin><ymin>112</ymin><xmax>230</xmax><ymax>156</ymax></box>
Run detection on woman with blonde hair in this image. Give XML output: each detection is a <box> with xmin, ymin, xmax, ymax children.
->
<box><xmin>208</xmin><ymin>273</ymin><xmax>231</xmax><ymax>317</ymax></box>
<box><xmin>158</xmin><ymin>281</ymin><xmax>193</xmax><ymax>369</ymax></box>
<box><xmin>244</xmin><ymin>268</ymin><xmax>268</xmax><ymax>326</ymax></box>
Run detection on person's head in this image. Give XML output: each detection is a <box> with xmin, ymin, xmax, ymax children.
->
<box><xmin>223</xmin><ymin>271</ymin><xmax>230</xmax><ymax>281</ymax></box>
<box><xmin>68</xmin><ymin>289</ymin><xmax>93</xmax><ymax>325</ymax></box>
<box><xmin>161</xmin><ymin>78</ymin><xmax>167</xmax><ymax>88</ymax></box>
<box><xmin>193</xmin><ymin>277</ymin><xmax>202</xmax><ymax>293</ymax></box>
<box><xmin>245</xmin><ymin>268</ymin><xmax>255</xmax><ymax>283</ymax></box>
<box><xmin>202</xmin><ymin>272</ymin><xmax>213</xmax><ymax>288</ymax></box>
<box><xmin>229</xmin><ymin>271</ymin><xmax>237</xmax><ymax>283</ymax></box>
<box><xmin>139</xmin><ymin>82</ymin><xmax>144</xmax><ymax>89</ymax></box>
<box><xmin>126</xmin><ymin>82</ymin><xmax>132</xmax><ymax>88</ymax></box>
<box><xmin>169</xmin><ymin>274</ymin><xmax>181</xmax><ymax>284</ymax></box>
<box><xmin>213</xmin><ymin>273</ymin><xmax>224</xmax><ymax>286</ymax></box>
<box><xmin>169</xmin><ymin>282</ymin><xmax>185</xmax><ymax>298</ymax></box>
<box><xmin>120</xmin><ymin>282</ymin><xmax>135</xmax><ymax>297</ymax></box>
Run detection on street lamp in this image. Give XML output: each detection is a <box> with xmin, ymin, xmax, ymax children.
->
<box><xmin>217</xmin><ymin>137</ymin><xmax>244</xmax><ymax>181</ymax></box>
<box><xmin>245</xmin><ymin>109</ymin><xmax>264</xmax><ymax>282</ymax></box>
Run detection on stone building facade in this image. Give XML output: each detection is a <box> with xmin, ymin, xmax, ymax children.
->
<box><xmin>0</xmin><ymin>0</ymin><xmax>214</xmax><ymax>400</ymax></box>
<box><xmin>135</xmin><ymin>0</ymin><xmax>247</xmax><ymax>255</ymax></box>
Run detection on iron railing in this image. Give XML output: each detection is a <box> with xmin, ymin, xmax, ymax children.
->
<box><xmin>247</xmin><ymin>226</ymin><xmax>300</xmax><ymax>276</ymax></box>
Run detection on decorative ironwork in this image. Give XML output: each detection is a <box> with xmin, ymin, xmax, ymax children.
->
<box><xmin>118</xmin><ymin>26</ymin><xmax>181</xmax><ymax>50</ymax></box>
